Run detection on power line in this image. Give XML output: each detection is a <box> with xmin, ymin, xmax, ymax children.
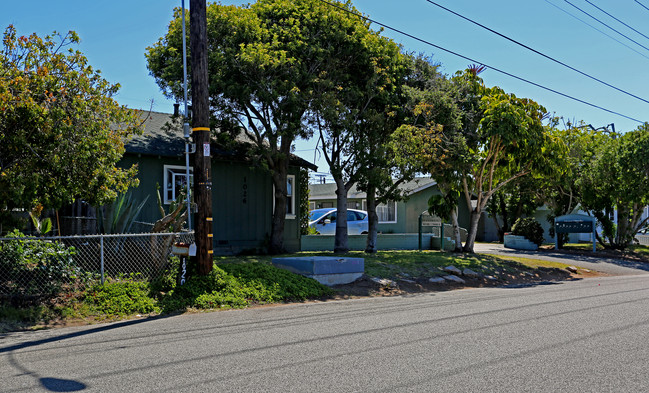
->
<box><xmin>423</xmin><ymin>0</ymin><xmax>649</xmax><ymax>106</ymax></box>
<box><xmin>563</xmin><ymin>0</ymin><xmax>649</xmax><ymax>53</ymax></box>
<box><xmin>543</xmin><ymin>0</ymin><xmax>649</xmax><ymax>61</ymax></box>
<box><xmin>583</xmin><ymin>0</ymin><xmax>649</xmax><ymax>42</ymax></box>
<box><xmin>635</xmin><ymin>0</ymin><xmax>649</xmax><ymax>13</ymax></box>
<box><xmin>315</xmin><ymin>0</ymin><xmax>644</xmax><ymax>124</ymax></box>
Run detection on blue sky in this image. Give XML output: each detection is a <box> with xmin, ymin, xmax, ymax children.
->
<box><xmin>4</xmin><ymin>0</ymin><xmax>649</xmax><ymax>180</ymax></box>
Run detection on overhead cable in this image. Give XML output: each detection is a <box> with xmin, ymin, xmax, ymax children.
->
<box><xmin>543</xmin><ymin>0</ymin><xmax>649</xmax><ymax>61</ymax></box>
<box><xmin>315</xmin><ymin>0</ymin><xmax>644</xmax><ymax>123</ymax></box>
<box><xmin>583</xmin><ymin>0</ymin><xmax>649</xmax><ymax>42</ymax></box>
<box><xmin>634</xmin><ymin>0</ymin><xmax>649</xmax><ymax>13</ymax></box>
<box><xmin>563</xmin><ymin>0</ymin><xmax>649</xmax><ymax>53</ymax></box>
<box><xmin>424</xmin><ymin>0</ymin><xmax>649</xmax><ymax>106</ymax></box>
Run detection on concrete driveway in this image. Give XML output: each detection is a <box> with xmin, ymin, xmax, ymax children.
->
<box><xmin>473</xmin><ymin>243</ymin><xmax>649</xmax><ymax>276</ymax></box>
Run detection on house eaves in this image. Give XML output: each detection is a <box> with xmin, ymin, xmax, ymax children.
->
<box><xmin>309</xmin><ymin>177</ymin><xmax>438</xmax><ymax>200</ymax></box>
<box><xmin>124</xmin><ymin>110</ymin><xmax>317</xmax><ymax>171</ymax></box>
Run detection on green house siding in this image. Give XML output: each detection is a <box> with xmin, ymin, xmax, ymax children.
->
<box><xmin>119</xmin><ymin>154</ymin><xmax>173</xmax><ymax>225</ymax></box>
<box><xmin>309</xmin><ymin>185</ymin><xmax>472</xmax><ymax>234</ymax></box>
<box><xmin>119</xmin><ymin>154</ymin><xmax>304</xmax><ymax>254</ymax></box>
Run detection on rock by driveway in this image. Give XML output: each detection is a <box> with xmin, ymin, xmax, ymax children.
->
<box><xmin>473</xmin><ymin>243</ymin><xmax>649</xmax><ymax>276</ymax></box>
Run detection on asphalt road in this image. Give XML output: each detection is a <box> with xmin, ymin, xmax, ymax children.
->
<box><xmin>3</xmin><ymin>271</ymin><xmax>649</xmax><ymax>392</ymax></box>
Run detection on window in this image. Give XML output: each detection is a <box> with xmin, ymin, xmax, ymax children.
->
<box><xmin>163</xmin><ymin>165</ymin><xmax>193</xmax><ymax>204</ymax></box>
<box><xmin>362</xmin><ymin>200</ymin><xmax>397</xmax><ymax>223</ymax></box>
<box><xmin>273</xmin><ymin>175</ymin><xmax>296</xmax><ymax>219</ymax></box>
<box><xmin>286</xmin><ymin>175</ymin><xmax>295</xmax><ymax>218</ymax></box>
<box><xmin>309</xmin><ymin>202</ymin><xmax>316</xmax><ymax>211</ymax></box>
<box><xmin>348</xmin><ymin>210</ymin><xmax>366</xmax><ymax>221</ymax></box>
<box><xmin>347</xmin><ymin>201</ymin><xmax>360</xmax><ymax>209</ymax></box>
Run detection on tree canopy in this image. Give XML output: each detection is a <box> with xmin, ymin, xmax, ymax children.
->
<box><xmin>146</xmin><ymin>0</ymin><xmax>404</xmax><ymax>253</ymax></box>
<box><xmin>0</xmin><ymin>25</ymin><xmax>141</xmax><ymax>231</ymax></box>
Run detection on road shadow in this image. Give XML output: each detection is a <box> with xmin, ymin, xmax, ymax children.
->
<box><xmin>0</xmin><ymin>314</ymin><xmax>174</xmax><ymax>353</ymax></box>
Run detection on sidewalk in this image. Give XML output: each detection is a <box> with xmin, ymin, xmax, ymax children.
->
<box><xmin>473</xmin><ymin>243</ymin><xmax>649</xmax><ymax>276</ymax></box>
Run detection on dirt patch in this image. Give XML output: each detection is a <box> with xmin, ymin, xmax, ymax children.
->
<box><xmin>327</xmin><ymin>266</ymin><xmax>583</xmax><ymax>299</ymax></box>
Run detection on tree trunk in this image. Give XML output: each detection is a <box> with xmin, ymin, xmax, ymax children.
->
<box><xmin>450</xmin><ymin>207</ymin><xmax>462</xmax><ymax>252</ymax></box>
<box><xmin>334</xmin><ymin>177</ymin><xmax>349</xmax><ymax>254</ymax></box>
<box><xmin>365</xmin><ymin>186</ymin><xmax>378</xmax><ymax>253</ymax></box>
<box><xmin>498</xmin><ymin>194</ymin><xmax>508</xmax><ymax>242</ymax></box>
<box><xmin>463</xmin><ymin>210</ymin><xmax>482</xmax><ymax>253</ymax></box>
<box><xmin>269</xmin><ymin>161</ymin><xmax>288</xmax><ymax>254</ymax></box>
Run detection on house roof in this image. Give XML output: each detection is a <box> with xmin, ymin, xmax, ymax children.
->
<box><xmin>309</xmin><ymin>177</ymin><xmax>438</xmax><ymax>200</ymax></box>
<box><xmin>124</xmin><ymin>111</ymin><xmax>317</xmax><ymax>171</ymax></box>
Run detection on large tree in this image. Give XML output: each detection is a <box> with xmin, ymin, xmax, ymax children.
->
<box><xmin>0</xmin><ymin>25</ymin><xmax>141</xmax><ymax>231</ymax></box>
<box><xmin>460</xmin><ymin>84</ymin><xmax>555</xmax><ymax>252</ymax></box>
<box><xmin>357</xmin><ymin>54</ymin><xmax>446</xmax><ymax>254</ymax></box>
<box><xmin>394</xmin><ymin>66</ymin><xmax>482</xmax><ymax>252</ymax></box>
<box><xmin>311</xmin><ymin>31</ymin><xmax>407</xmax><ymax>253</ymax></box>
<box><xmin>146</xmin><ymin>0</ymin><xmax>386</xmax><ymax>253</ymax></box>
<box><xmin>579</xmin><ymin>124</ymin><xmax>649</xmax><ymax>249</ymax></box>
<box><xmin>398</xmin><ymin>68</ymin><xmax>558</xmax><ymax>252</ymax></box>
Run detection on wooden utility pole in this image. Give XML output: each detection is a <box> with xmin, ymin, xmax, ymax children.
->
<box><xmin>190</xmin><ymin>0</ymin><xmax>213</xmax><ymax>275</ymax></box>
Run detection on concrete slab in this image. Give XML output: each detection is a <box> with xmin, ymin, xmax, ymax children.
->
<box><xmin>272</xmin><ymin>256</ymin><xmax>364</xmax><ymax>286</ymax></box>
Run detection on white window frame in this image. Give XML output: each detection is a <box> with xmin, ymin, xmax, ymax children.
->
<box><xmin>272</xmin><ymin>174</ymin><xmax>296</xmax><ymax>219</ymax></box>
<box><xmin>362</xmin><ymin>200</ymin><xmax>397</xmax><ymax>224</ymax></box>
<box><xmin>286</xmin><ymin>174</ymin><xmax>296</xmax><ymax>219</ymax></box>
<box><xmin>163</xmin><ymin>165</ymin><xmax>193</xmax><ymax>204</ymax></box>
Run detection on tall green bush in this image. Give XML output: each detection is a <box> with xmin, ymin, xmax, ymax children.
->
<box><xmin>0</xmin><ymin>231</ymin><xmax>81</xmax><ymax>303</ymax></box>
<box><xmin>511</xmin><ymin>217</ymin><xmax>545</xmax><ymax>246</ymax></box>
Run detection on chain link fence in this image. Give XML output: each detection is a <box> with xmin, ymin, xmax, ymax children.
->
<box><xmin>0</xmin><ymin>232</ymin><xmax>194</xmax><ymax>304</ymax></box>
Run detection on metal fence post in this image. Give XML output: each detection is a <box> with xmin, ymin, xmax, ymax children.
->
<box><xmin>418</xmin><ymin>214</ymin><xmax>423</xmax><ymax>251</ymax></box>
<box><xmin>100</xmin><ymin>234</ymin><xmax>105</xmax><ymax>284</ymax></box>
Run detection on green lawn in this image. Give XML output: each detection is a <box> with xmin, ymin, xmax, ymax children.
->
<box><xmin>215</xmin><ymin>250</ymin><xmax>572</xmax><ymax>279</ymax></box>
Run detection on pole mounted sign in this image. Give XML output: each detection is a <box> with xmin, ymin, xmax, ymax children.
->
<box><xmin>554</xmin><ymin>214</ymin><xmax>597</xmax><ymax>252</ymax></box>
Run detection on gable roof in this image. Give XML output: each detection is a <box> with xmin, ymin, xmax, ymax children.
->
<box><xmin>309</xmin><ymin>177</ymin><xmax>438</xmax><ymax>200</ymax></box>
<box><xmin>124</xmin><ymin>111</ymin><xmax>317</xmax><ymax>170</ymax></box>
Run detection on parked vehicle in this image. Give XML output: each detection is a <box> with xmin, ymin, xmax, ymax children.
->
<box><xmin>308</xmin><ymin>208</ymin><xmax>369</xmax><ymax>235</ymax></box>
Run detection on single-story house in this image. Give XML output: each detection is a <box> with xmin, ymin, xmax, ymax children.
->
<box><xmin>120</xmin><ymin>111</ymin><xmax>316</xmax><ymax>254</ymax></box>
<box><xmin>309</xmin><ymin>178</ymin><xmax>493</xmax><ymax>240</ymax></box>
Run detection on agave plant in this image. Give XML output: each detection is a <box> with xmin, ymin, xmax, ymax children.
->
<box><xmin>29</xmin><ymin>204</ymin><xmax>53</xmax><ymax>236</ymax></box>
<box><xmin>97</xmin><ymin>191</ymin><xmax>149</xmax><ymax>234</ymax></box>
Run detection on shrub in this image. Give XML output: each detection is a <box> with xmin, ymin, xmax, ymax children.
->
<box><xmin>221</xmin><ymin>263</ymin><xmax>333</xmax><ymax>301</ymax></box>
<box><xmin>158</xmin><ymin>263</ymin><xmax>332</xmax><ymax>313</ymax></box>
<box><xmin>85</xmin><ymin>275</ymin><xmax>158</xmax><ymax>316</ymax></box>
<box><xmin>511</xmin><ymin>217</ymin><xmax>545</xmax><ymax>246</ymax></box>
<box><xmin>150</xmin><ymin>256</ymin><xmax>181</xmax><ymax>294</ymax></box>
<box><xmin>0</xmin><ymin>230</ymin><xmax>81</xmax><ymax>304</ymax></box>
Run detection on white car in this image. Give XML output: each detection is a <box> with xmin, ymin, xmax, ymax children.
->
<box><xmin>308</xmin><ymin>208</ymin><xmax>369</xmax><ymax>235</ymax></box>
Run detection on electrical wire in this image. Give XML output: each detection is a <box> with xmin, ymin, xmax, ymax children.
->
<box><xmin>583</xmin><ymin>0</ymin><xmax>649</xmax><ymax>42</ymax></box>
<box><xmin>563</xmin><ymin>0</ymin><xmax>649</xmax><ymax>53</ymax></box>
<box><xmin>315</xmin><ymin>0</ymin><xmax>644</xmax><ymax>124</ymax></box>
<box><xmin>424</xmin><ymin>0</ymin><xmax>649</xmax><ymax>106</ymax></box>
<box><xmin>544</xmin><ymin>0</ymin><xmax>649</xmax><ymax>61</ymax></box>
<box><xmin>634</xmin><ymin>0</ymin><xmax>649</xmax><ymax>13</ymax></box>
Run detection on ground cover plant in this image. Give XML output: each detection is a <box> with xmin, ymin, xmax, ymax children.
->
<box><xmin>0</xmin><ymin>248</ymin><xmax>616</xmax><ymax>332</ymax></box>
